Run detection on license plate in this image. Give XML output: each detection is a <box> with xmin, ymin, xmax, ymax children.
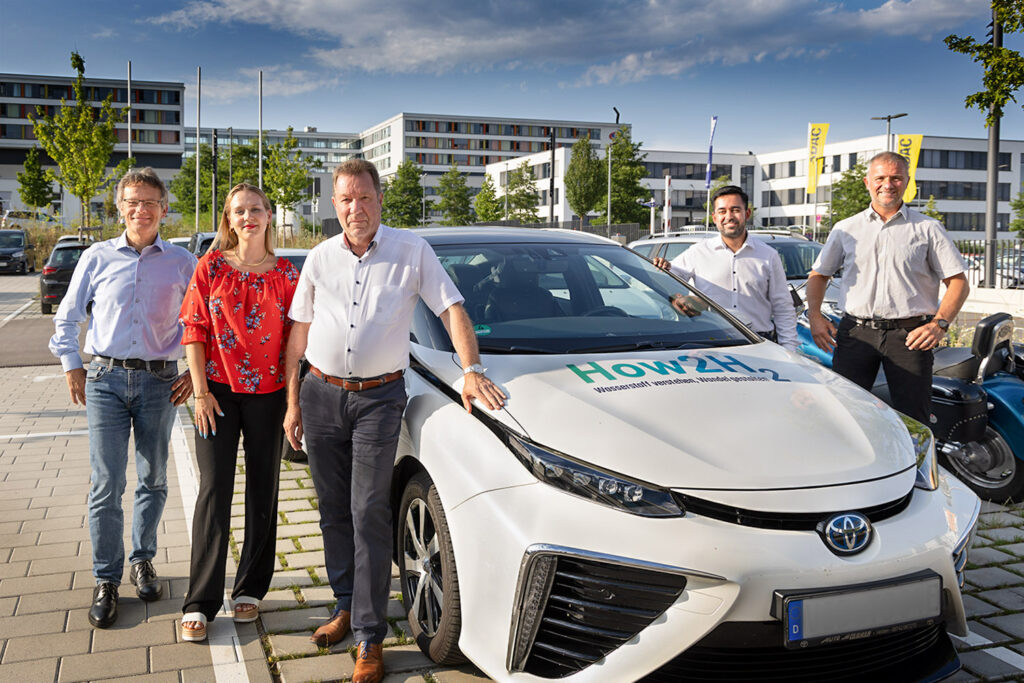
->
<box><xmin>774</xmin><ymin>571</ymin><xmax>942</xmax><ymax>649</ymax></box>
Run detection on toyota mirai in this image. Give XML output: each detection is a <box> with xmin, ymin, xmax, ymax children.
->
<box><xmin>391</xmin><ymin>227</ymin><xmax>980</xmax><ymax>682</ymax></box>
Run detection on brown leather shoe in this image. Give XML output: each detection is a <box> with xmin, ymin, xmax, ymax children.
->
<box><xmin>311</xmin><ymin>610</ymin><xmax>351</xmax><ymax>647</ymax></box>
<box><xmin>352</xmin><ymin>641</ymin><xmax>384</xmax><ymax>683</ymax></box>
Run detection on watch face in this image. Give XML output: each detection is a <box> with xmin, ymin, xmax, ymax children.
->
<box><xmin>936</xmin><ymin>319</ymin><xmax>949</xmax><ymax>330</ymax></box>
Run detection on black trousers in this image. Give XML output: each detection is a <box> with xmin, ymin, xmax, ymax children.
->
<box><xmin>300</xmin><ymin>373</ymin><xmax>406</xmax><ymax>645</ymax></box>
<box><xmin>183</xmin><ymin>381</ymin><xmax>286</xmax><ymax>620</ymax></box>
<box><xmin>832</xmin><ymin>317</ymin><xmax>933</xmax><ymax>424</ymax></box>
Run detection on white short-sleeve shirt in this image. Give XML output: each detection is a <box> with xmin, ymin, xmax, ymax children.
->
<box><xmin>288</xmin><ymin>226</ymin><xmax>464</xmax><ymax>378</ymax></box>
<box><xmin>812</xmin><ymin>205</ymin><xmax>966</xmax><ymax>319</ymax></box>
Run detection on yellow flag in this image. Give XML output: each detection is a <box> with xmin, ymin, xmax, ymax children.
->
<box><xmin>896</xmin><ymin>134</ymin><xmax>923</xmax><ymax>203</ymax></box>
<box><xmin>806</xmin><ymin>123</ymin><xmax>829</xmax><ymax>196</ymax></box>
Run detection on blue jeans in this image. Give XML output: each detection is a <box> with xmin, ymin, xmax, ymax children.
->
<box><xmin>86</xmin><ymin>359</ymin><xmax>178</xmax><ymax>584</ymax></box>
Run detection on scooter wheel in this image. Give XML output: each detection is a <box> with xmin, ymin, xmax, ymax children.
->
<box><xmin>940</xmin><ymin>427</ymin><xmax>1024</xmax><ymax>503</ymax></box>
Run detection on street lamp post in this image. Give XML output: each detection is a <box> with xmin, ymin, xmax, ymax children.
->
<box><xmin>607</xmin><ymin>107</ymin><xmax>620</xmax><ymax>230</ymax></box>
<box><xmin>871</xmin><ymin>113</ymin><xmax>907</xmax><ymax>152</ymax></box>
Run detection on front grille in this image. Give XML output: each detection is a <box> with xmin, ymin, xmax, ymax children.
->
<box><xmin>673</xmin><ymin>491</ymin><xmax>913</xmax><ymax>531</ymax></box>
<box><xmin>513</xmin><ymin>555</ymin><xmax>687</xmax><ymax>678</ymax></box>
<box><xmin>640</xmin><ymin>622</ymin><xmax>959</xmax><ymax>682</ymax></box>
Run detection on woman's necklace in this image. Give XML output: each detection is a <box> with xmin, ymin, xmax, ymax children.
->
<box><xmin>232</xmin><ymin>249</ymin><xmax>269</xmax><ymax>267</ymax></box>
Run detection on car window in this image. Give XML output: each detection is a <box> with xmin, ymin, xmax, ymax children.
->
<box><xmin>49</xmin><ymin>247</ymin><xmax>87</xmax><ymax>267</ymax></box>
<box><xmin>427</xmin><ymin>242</ymin><xmax>752</xmax><ymax>354</ymax></box>
<box><xmin>662</xmin><ymin>242</ymin><xmax>694</xmax><ymax>261</ymax></box>
<box><xmin>630</xmin><ymin>243</ymin><xmax>657</xmax><ymax>258</ymax></box>
<box><xmin>762</xmin><ymin>240</ymin><xmax>823</xmax><ymax>280</ymax></box>
<box><xmin>0</xmin><ymin>232</ymin><xmax>25</xmax><ymax>248</ymax></box>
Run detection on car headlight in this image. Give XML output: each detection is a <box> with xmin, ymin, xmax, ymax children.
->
<box><xmin>901</xmin><ymin>414</ymin><xmax>938</xmax><ymax>491</ymax></box>
<box><xmin>507</xmin><ymin>433</ymin><xmax>684</xmax><ymax>517</ymax></box>
<box><xmin>12</xmin><ymin>251</ymin><xmax>23</xmax><ymax>258</ymax></box>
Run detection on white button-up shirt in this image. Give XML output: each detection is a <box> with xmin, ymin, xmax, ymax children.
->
<box><xmin>288</xmin><ymin>226</ymin><xmax>463</xmax><ymax>378</ymax></box>
<box><xmin>669</xmin><ymin>233</ymin><xmax>798</xmax><ymax>350</ymax></box>
<box><xmin>812</xmin><ymin>205</ymin><xmax>966</xmax><ymax>319</ymax></box>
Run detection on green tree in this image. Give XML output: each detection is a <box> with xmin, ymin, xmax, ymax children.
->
<box><xmin>169</xmin><ymin>141</ymin><xmax>261</xmax><ymax>216</ymax></box>
<box><xmin>473</xmin><ymin>174</ymin><xmax>503</xmax><ymax>223</ymax></box>
<box><xmin>436</xmin><ymin>163</ymin><xmax>474</xmax><ymax>225</ymax></box>
<box><xmin>828</xmin><ymin>162</ymin><xmax>871</xmax><ymax>226</ymax></box>
<box><xmin>29</xmin><ymin>52</ymin><xmax>128</xmax><ymax>228</ymax></box>
<box><xmin>381</xmin><ymin>160</ymin><xmax>428</xmax><ymax>228</ymax></box>
<box><xmin>505</xmin><ymin>160</ymin><xmax>540</xmax><ymax>223</ymax></box>
<box><xmin>16</xmin><ymin>147</ymin><xmax>58</xmax><ymax>211</ymax></box>
<box><xmin>594</xmin><ymin>126</ymin><xmax>649</xmax><ymax>226</ymax></box>
<box><xmin>563</xmin><ymin>135</ymin><xmax>603</xmax><ymax>224</ymax></box>
<box><xmin>1010</xmin><ymin>191</ymin><xmax>1024</xmax><ymax>237</ymax></box>
<box><xmin>264</xmin><ymin>126</ymin><xmax>323</xmax><ymax>236</ymax></box>
<box><xmin>921</xmin><ymin>195</ymin><xmax>945</xmax><ymax>223</ymax></box>
<box><xmin>945</xmin><ymin>2</ymin><xmax>1024</xmax><ymax>127</ymax></box>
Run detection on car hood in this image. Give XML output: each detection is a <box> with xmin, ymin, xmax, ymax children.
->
<box><xmin>438</xmin><ymin>343</ymin><xmax>915</xmax><ymax>491</ymax></box>
<box><xmin>0</xmin><ymin>246</ymin><xmax>24</xmax><ymax>255</ymax></box>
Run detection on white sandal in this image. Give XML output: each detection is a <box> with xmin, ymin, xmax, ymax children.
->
<box><xmin>233</xmin><ymin>596</ymin><xmax>260</xmax><ymax>623</ymax></box>
<box><xmin>181</xmin><ymin>612</ymin><xmax>208</xmax><ymax>642</ymax></box>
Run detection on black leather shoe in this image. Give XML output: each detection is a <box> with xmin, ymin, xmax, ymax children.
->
<box><xmin>129</xmin><ymin>560</ymin><xmax>163</xmax><ymax>602</ymax></box>
<box><xmin>89</xmin><ymin>582</ymin><xmax>119</xmax><ymax>628</ymax></box>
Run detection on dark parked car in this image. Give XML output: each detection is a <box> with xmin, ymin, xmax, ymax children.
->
<box><xmin>40</xmin><ymin>242</ymin><xmax>89</xmax><ymax>313</ymax></box>
<box><xmin>0</xmin><ymin>229</ymin><xmax>36</xmax><ymax>274</ymax></box>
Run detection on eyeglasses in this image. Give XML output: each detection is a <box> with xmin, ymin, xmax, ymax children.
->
<box><xmin>121</xmin><ymin>199</ymin><xmax>163</xmax><ymax>209</ymax></box>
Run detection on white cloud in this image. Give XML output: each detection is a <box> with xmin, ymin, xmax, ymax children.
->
<box><xmin>188</xmin><ymin>66</ymin><xmax>332</xmax><ymax>103</ymax></box>
<box><xmin>147</xmin><ymin>0</ymin><xmax>991</xmax><ymax>85</ymax></box>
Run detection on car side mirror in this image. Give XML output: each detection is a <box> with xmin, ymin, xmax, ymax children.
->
<box><xmin>789</xmin><ymin>285</ymin><xmax>805</xmax><ymax>315</ymax></box>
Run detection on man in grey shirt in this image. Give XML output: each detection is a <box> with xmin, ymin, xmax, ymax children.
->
<box><xmin>805</xmin><ymin>151</ymin><xmax>968</xmax><ymax>423</ymax></box>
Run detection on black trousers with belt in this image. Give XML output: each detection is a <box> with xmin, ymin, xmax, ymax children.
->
<box><xmin>183</xmin><ymin>381</ymin><xmax>287</xmax><ymax>620</ymax></box>
<box><xmin>833</xmin><ymin>316</ymin><xmax>933</xmax><ymax>424</ymax></box>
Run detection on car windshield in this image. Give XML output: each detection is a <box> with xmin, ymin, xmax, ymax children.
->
<box><xmin>0</xmin><ymin>232</ymin><xmax>24</xmax><ymax>248</ymax></box>
<box><xmin>426</xmin><ymin>241</ymin><xmax>751</xmax><ymax>354</ymax></box>
<box><xmin>281</xmin><ymin>254</ymin><xmax>306</xmax><ymax>272</ymax></box>
<box><xmin>762</xmin><ymin>239</ymin><xmax>822</xmax><ymax>280</ymax></box>
<box><xmin>48</xmin><ymin>246</ymin><xmax>87</xmax><ymax>267</ymax></box>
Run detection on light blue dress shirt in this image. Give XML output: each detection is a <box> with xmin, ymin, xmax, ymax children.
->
<box><xmin>49</xmin><ymin>232</ymin><xmax>197</xmax><ymax>372</ymax></box>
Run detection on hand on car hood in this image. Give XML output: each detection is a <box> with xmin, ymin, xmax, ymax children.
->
<box><xmin>474</xmin><ymin>344</ymin><xmax>916</xmax><ymax>491</ymax></box>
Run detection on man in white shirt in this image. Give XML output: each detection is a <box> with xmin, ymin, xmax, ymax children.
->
<box><xmin>654</xmin><ymin>185</ymin><xmax>798</xmax><ymax>350</ymax></box>
<box><xmin>806</xmin><ymin>151</ymin><xmax>968</xmax><ymax>423</ymax></box>
<box><xmin>283</xmin><ymin>159</ymin><xmax>505</xmax><ymax>683</ymax></box>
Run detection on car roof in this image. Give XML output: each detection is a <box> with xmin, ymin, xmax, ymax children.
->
<box><xmin>415</xmin><ymin>226</ymin><xmax>619</xmax><ymax>246</ymax></box>
<box><xmin>52</xmin><ymin>241</ymin><xmax>90</xmax><ymax>250</ymax></box>
<box><xmin>275</xmin><ymin>248</ymin><xmax>309</xmax><ymax>255</ymax></box>
<box><xmin>628</xmin><ymin>232</ymin><xmax>813</xmax><ymax>248</ymax></box>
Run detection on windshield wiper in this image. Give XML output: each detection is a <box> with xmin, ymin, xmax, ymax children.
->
<box><xmin>565</xmin><ymin>340</ymin><xmax>737</xmax><ymax>353</ymax></box>
<box><xmin>477</xmin><ymin>344</ymin><xmax>553</xmax><ymax>354</ymax></box>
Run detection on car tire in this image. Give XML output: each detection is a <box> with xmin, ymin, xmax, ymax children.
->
<box><xmin>398</xmin><ymin>471</ymin><xmax>465</xmax><ymax>665</ymax></box>
<box><xmin>41</xmin><ymin>302</ymin><xmax>52</xmax><ymax>315</ymax></box>
<box><xmin>940</xmin><ymin>427</ymin><xmax>1024</xmax><ymax>503</ymax></box>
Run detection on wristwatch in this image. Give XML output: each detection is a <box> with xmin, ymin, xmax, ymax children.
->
<box><xmin>933</xmin><ymin>318</ymin><xmax>949</xmax><ymax>331</ymax></box>
<box><xmin>463</xmin><ymin>363</ymin><xmax>487</xmax><ymax>375</ymax></box>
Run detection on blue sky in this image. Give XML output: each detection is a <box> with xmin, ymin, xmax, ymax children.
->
<box><xmin>2</xmin><ymin>0</ymin><xmax>1021</xmax><ymax>153</ymax></box>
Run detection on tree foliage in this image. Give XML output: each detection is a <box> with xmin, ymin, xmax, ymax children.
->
<box><xmin>921</xmin><ymin>195</ymin><xmax>945</xmax><ymax>223</ymax></box>
<box><xmin>945</xmin><ymin>2</ymin><xmax>1024</xmax><ymax>127</ymax></box>
<box><xmin>29</xmin><ymin>52</ymin><xmax>128</xmax><ymax>227</ymax></box>
<box><xmin>505</xmin><ymin>160</ymin><xmax>540</xmax><ymax>223</ymax></box>
<box><xmin>264</xmin><ymin>126</ymin><xmax>323</xmax><ymax>230</ymax></box>
<box><xmin>594</xmin><ymin>126</ymin><xmax>650</xmax><ymax>226</ymax></box>
<box><xmin>1011</xmin><ymin>191</ymin><xmax>1024</xmax><ymax>237</ymax></box>
<box><xmin>436</xmin><ymin>164</ymin><xmax>474</xmax><ymax>226</ymax></box>
<box><xmin>381</xmin><ymin>160</ymin><xmax>428</xmax><ymax>228</ymax></box>
<box><xmin>564</xmin><ymin>135</ymin><xmax>603</xmax><ymax>223</ymax></box>
<box><xmin>473</xmin><ymin>174</ymin><xmax>503</xmax><ymax>223</ymax></box>
<box><xmin>16</xmin><ymin>147</ymin><xmax>58</xmax><ymax>211</ymax></box>
<box><xmin>169</xmin><ymin>141</ymin><xmax>260</xmax><ymax>216</ymax></box>
<box><xmin>829</xmin><ymin>162</ymin><xmax>871</xmax><ymax>225</ymax></box>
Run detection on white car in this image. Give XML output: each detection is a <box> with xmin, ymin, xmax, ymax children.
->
<box><xmin>393</xmin><ymin>227</ymin><xmax>980</xmax><ymax>682</ymax></box>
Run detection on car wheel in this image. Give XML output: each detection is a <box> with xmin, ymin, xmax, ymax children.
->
<box><xmin>41</xmin><ymin>302</ymin><xmax>52</xmax><ymax>314</ymax></box>
<box><xmin>940</xmin><ymin>427</ymin><xmax>1024</xmax><ymax>502</ymax></box>
<box><xmin>398</xmin><ymin>471</ymin><xmax>465</xmax><ymax>665</ymax></box>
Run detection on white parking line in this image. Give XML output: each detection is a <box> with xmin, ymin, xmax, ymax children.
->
<box><xmin>0</xmin><ymin>299</ymin><xmax>33</xmax><ymax>329</ymax></box>
<box><xmin>170</xmin><ymin>411</ymin><xmax>251</xmax><ymax>683</ymax></box>
<box><xmin>953</xmin><ymin>631</ymin><xmax>1024</xmax><ymax>670</ymax></box>
<box><xmin>0</xmin><ymin>429</ymin><xmax>88</xmax><ymax>440</ymax></box>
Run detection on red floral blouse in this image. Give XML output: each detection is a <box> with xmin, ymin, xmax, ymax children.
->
<box><xmin>179</xmin><ymin>249</ymin><xmax>299</xmax><ymax>394</ymax></box>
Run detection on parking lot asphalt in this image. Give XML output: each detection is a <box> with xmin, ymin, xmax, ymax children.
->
<box><xmin>3</xmin><ymin>273</ymin><xmax>1024</xmax><ymax>682</ymax></box>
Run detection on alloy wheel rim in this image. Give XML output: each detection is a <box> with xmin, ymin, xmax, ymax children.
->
<box><xmin>403</xmin><ymin>497</ymin><xmax>444</xmax><ymax>636</ymax></box>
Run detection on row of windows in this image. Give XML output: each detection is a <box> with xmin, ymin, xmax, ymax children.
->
<box><xmin>404</xmin><ymin>119</ymin><xmax>602</xmax><ymax>140</ymax></box>
<box><xmin>373</xmin><ymin>157</ymin><xmax>390</xmax><ymax>171</ymax></box>
<box><xmin>0</xmin><ymin>82</ymin><xmax>181</xmax><ymax>105</ymax></box>
<box><xmin>365</xmin><ymin>141</ymin><xmax>391</xmax><ymax>159</ymax></box>
<box><xmin>364</xmin><ymin>126</ymin><xmax>390</xmax><ymax>145</ymax></box>
<box><xmin>1</xmin><ymin>102</ymin><xmax>171</xmax><ymax>124</ymax></box>
<box><xmin>115</xmin><ymin>129</ymin><xmax>179</xmax><ymax>144</ymax></box>
<box><xmin>652</xmin><ymin>189</ymin><xmax>708</xmax><ymax>209</ymax></box>
<box><xmin>408</xmin><ymin>152</ymin><xmax>518</xmax><ymax>166</ymax></box>
<box><xmin>944</xmin><ymin>212</ymin><xmax>1011</xmax><ymax>230</ymax></box>
<box><xmin>916</xmin><ymin>181</ymin><xmax>1011</xmax><ymax>202</ymax></box>
<box><xmin>187</xmin><ymin>133</ymin><xmax>357</xmax><ymax>150</ymax></box>
<box><xmin>644</xmin><ymin>162</ymin><xmax>733</xmax><ymax>181</ymax></box>
<box><xmin>920</xmin><ymin>149</ymin><xmax>1011</xmax><ymax>171</ymax></box>
<box><xmin>762</xmin><ymin>188</ymin><xmax>827</xmax><ymax>207</ymax></box>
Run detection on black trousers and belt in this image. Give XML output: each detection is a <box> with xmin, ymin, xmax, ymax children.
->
<box><xmin>833</xmin><ymin>314</ymin><xmax>934</xmax><ymax>424</ymax></box>
<box><xmin>300</xmin><ymin>367</ymin><xmax>406</xmax><ymax>645</ymax></box>
<box><xmin>183</xmin><ymin>381</ymin><xmax>287</xmax><ymax>620</ymax></box>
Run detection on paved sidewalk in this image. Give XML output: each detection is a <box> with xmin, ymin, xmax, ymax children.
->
<box><xmin>5</xmin><ymin>360</ymin><xmax>1024</xmax><ymax>682</ymax></box>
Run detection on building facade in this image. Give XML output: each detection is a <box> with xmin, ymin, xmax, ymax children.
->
<box><xmin>0</xmin><ymin>72</ymin><xmax>185</xmax><ymax>222</ymax></box>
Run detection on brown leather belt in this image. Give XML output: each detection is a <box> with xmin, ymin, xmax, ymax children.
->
<box><xmin>309</xmin><ymin>365</ymin><xmax>404</xmax><ymax>392</ymax></box>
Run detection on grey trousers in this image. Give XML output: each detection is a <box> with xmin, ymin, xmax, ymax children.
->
<box><xmin>300</xmin><ymin>373</ymin><xmax>406</xmax><ymax>644</ymax></box>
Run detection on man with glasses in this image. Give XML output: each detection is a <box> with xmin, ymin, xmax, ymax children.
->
<box><xmin>805</xmin><ymin>151</ymin><xmax>968</xmax><ymax>423</ymax></box>
<box><xmin>50</xmin><ymin>168</ymin><xmax>196</xmax><ymax>628</ymax></box>
<box><xmin>654</xmin><ymin>185</ymin><xmax>798</xmax><ymax>350</ymax></box>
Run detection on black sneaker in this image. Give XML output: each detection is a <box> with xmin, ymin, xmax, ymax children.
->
<box><xmin>129</xmin><ymin>560</ymin><xmax>163</xmax><ymax>602</ymax></box>
<box><xmin>88</xmin><ymin>582</ymin><xmax>119</xmax><ymax>628</ymax></box>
